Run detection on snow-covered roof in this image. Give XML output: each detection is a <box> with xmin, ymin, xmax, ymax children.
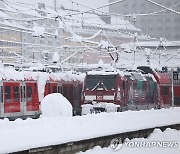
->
<box><xmin>121</xmin><ymin>41</ymin><xmax>180</xmax><ymax>48</ymax></box>
<box><xmin>0</xmin><ymin>1</ymin><xmax>141</xmax><ymax>34</ymax></box>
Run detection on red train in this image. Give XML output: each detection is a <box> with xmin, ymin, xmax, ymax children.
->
<box><xmin>43</xmin><ymin>74</ymin><xmax>83</xmax><ymax>115</ymax></box>
<box><xmin>0</xmin><ymin>78</ymin><xmax>40</xmax><ymax>120</ymax></box>
<box><xmin>0</xmin><ymin>71</ymin><xmax>84</xmax><ymax>120</ymax></box>
<box><xmin>0</xmin><ymin>66</ymin><xmax>178</xmax><ymax>119</ymax></box>
<box><xmin>81</xmin><ymin>66</ymin><xmax>174</xmax><ymax>115</ymax></box>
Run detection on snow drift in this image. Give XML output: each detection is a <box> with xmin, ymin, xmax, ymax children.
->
<box><xmin>41</xmin><ymin>93</ymin><xmax>73</xmax><ymax>117</ymax></box>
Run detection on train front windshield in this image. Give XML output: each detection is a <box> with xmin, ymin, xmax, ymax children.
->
<box><xmin>85</xmin><ymin>75</ymin><xmax>116</xmax><ymax>90</ymax></box>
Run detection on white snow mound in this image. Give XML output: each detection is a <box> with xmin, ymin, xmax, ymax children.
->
<box><xmin>41</xmin><ymin>93</ymin><xmax>73</xmax><ymax>117</ymax></box>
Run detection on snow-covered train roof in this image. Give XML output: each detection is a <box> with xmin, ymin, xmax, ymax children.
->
<box><xmin>0</xmin><ymin>65</ymin><xmax>85</xmax><ymax>82</ymax></box>
<box><xmin>87</xmin><ymin>69</ymin><xmax>158</xmax><ymax>83</ymax></box>
<box><xmin>87</xmin><ymin>70</ymin><xmax>119</xmax><ymax>76</ymax></box>
<box><xmin>49</xmin><ymin>72</ymin><xmax>85</xmax><ymax>82</ymax></box>
<box><xmin>0</xmin><ymin>67</ymin><xmax>38</xmax><ymax>81</ymax></box>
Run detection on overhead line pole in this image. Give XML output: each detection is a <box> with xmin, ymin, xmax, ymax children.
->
<box><xmin>54</xmin><ymin>0</ymin><xmax>57</xmax><ymax>11</ymax></box>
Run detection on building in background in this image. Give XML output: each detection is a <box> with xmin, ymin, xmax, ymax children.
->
<box><xmin>109</xmin><ymin>0</ymin><xmax>180</xmax><ymax>41</ymax></box>
<box><xmin>0</xmin><ymin>1</ymin><xmax>146</xmax><ymax>65</ymax></box>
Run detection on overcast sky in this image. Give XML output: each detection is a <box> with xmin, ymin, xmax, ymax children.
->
<box><xmin>11</xmin><ymin>0</ymin><xmax>109</xmax><ymax>12</ymax></box>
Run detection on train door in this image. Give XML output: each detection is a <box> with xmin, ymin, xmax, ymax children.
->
<box><xmin>3</xmin><ymin>81</ymin><xmax>20</xmax><ymax>113</ymax></box>
<box><xmin>26</xmin><ymin>82</ymin><xmax>39</xmax><ymax>112</ymax></box>
<box><xmin>62</xmin><ymin>83</ymin><xmax>74</xmax><ymax>107</ymax></box>
<box><xmin>73</xmin><ymin>83</ymin><xmax>78</xmax><ymax>114</ymax></box>
<box><xmin>160</xmin><ymin>85</ymin><xmax>171</xmax><ymax>106</ymax></box>
<box><xmin>0</xmin><ymin>82</ymin><xmax>2</xmax><ymax>117</ymax></box>
<box><xmin>72</xmin><ymin>83</ymin><xmax>83</xmax><ymax>115</ymax></box>
<box><xmin>57</xmin><ymin>82</ymin><xmax>62</xmax><ymax>94</ymax></box>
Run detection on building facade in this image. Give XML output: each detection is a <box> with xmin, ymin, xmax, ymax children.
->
<box><xmin>0</xmin><ymin>2</ymin><xmax>145</xmax><ymax>65</ymax></box>
<box><xmin>109</xmin><ymin>0</ymin><xmax>180</xmax><ymax>41</ymax></box>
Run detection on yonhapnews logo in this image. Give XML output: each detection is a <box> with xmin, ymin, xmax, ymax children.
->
<box><xmin>110</xmin><ymin>137</ymin><xmax>178</xmax><ymax>151</ymax></box>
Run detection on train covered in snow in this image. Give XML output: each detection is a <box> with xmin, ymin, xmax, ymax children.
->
<box><xmin>0</xmin><ymin>65</ymin><xmax>179</xmax><ymax>119</ymax></box>
<box><xmin>0</xmin><ymin>68</ymin><xmax>84</xmax><ymax>120</ymax></box>
<box><xmin>81</xmin><ymin>66</ymin><xmax>179</xmax><ymax>115</ymax></box>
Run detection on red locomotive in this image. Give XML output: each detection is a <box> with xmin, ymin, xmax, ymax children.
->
<box><xmin>81</xmin><ymin>67</ymin><xmax>172</xmax><ymax>115</ymax></box>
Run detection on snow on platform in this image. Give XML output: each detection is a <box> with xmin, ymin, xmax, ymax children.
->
<box><xmin>0</xmin><ymin>108</ymin><xmax>180</xmax><ymax>153</ymax></box>
<box><xmin>41</xmin><ymin>93</ymin><xmax>73</xmax><ymax>118</ymax></box>
<box><xmin>79</xmin><ymin>128</ymin><xmax>180</xmax><ymax>154</ymax></box>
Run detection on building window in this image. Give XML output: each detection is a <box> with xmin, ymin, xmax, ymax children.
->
<box><xmin>123</xmin><ymin>4</ymin><xmax>128</xmax><ymax>8</ymax></box>
<box><xmin>165</xmin><ymin>18</ymin><xmax>171</xmax><ymax>23</ymax></box>
<box><xmin>175</xmin><ymin>35</ymin><xmax>180</xmax><ymax>39</ymax></box>
<box><xmin>166</xmin><ymin>2</ymin><xmax>171</xmax><ymax>6</ymax></box>
<box><xmin>48</xmin><ymin>41</ymin><xmax>52</xmax><ymax>46</ymax></box>
<box><xmin>165</xmin><ymin>27</ymin><xmax>171</xmax><ymax>31</ymax></box>
<box><xmin>132</xmin><ymin>3</ymin><xmax>137</xmax><ymax>8</ymax></box>
<box><xmin>140</xmin><ymin>3</ymin><xmax>145</xmax><ymax>7</ymax></box>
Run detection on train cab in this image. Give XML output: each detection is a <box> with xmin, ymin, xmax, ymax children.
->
<box><xmin>82</xmin><ymin>70</ymin><xmax>125</xmax><ymax>114</ymax></box>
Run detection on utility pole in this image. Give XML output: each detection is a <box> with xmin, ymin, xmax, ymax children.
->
<box><xmin>54</xmin><ymin>0</ymin><xmax>57</xmax><ymax>11</ymax></box>
<box><xmin>171</xmin><ymin>68</ymin><xmax>174</xmax><ymax>107</ymax></box>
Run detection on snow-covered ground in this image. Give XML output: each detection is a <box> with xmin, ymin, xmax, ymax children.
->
<box><xmin>79</xmin><ymin>128</ymin><xmax>180</xmax><ymax>154</ymax></box>
<box><xmin>0</xmin><ymin>108</ymin><xmax>180</xmax><ymax>153</ymax></box>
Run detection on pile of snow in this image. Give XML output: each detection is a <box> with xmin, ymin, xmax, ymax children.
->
<box><xmin>41</xmin><ymin>93</ymin><xmax>73</xmax><ymax>117</ymax></box>
<box><xmin>79</xmin><ymin>128</ymin><xmax>180</xmax><ymax>154</ymax></box>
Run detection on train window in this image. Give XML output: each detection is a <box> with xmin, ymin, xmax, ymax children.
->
<box><xmin>27</xmin><ymin>86</ymin><xmax>32</xmax><ymax>102</ymax></box>
<box><xmin>34</xmin><ymin>83</ymin><xmax>37</xmax><ymax>94</ymax></box>
<box><xmin>20</xmin><ymin>86</ymin><xmax>23</xmax><ymax>102</ymax></box>
<box><xmin>5</xmin><ymin>86</ymin><xmax>11</xmax><ymax>102</ymax></box>
<box><xmin>79</xmin><ymin>87</ymin><xmax>82</xmax><ymax>101</ymax></box>
<box><xmin>69</xmin><ymin>87</ymin><xmax>73</xmax><ymax>100</ymax></box>
<box><xmin>48</xmin><ymin>83</ymin><xmax>50</xmax><ymax>94</ymax></box>
<box><xmin>13</xmin><ymin>86</ymin><xmax>19</xmax><ymax>102</ymax></box>
<box><xmin>63</xmin><ymin>87</ymin><xmax>68</xmax><ymax>98</ymax></box>
<box><xmin>1</xmin><ymin>86</ymin><xmax>3</xmax><ymax>103</ymax></box>
<box><xmin>52</xmin><ymin>86</ymin><xmax>57</xmax><ymax>93</ymax></box>
<box><xmin>86</xmin><ymin>75</ymin><xmax>116</xmax><ymax>90</ymax></box>
<box><xmin>162</xmin><ymin>87</ymin><xmax>168</xmax><ymax>96</ymax></box>
<box><xmin>23</xmin><ymin>86</ymin><xmax>26</xmax><ymax>100</ymax></box>
<box><xmin>74</xmin><ymin>87</ymin><xmax>78</xmax><ymax>100</ymax></box>
<box><xmin>123</xmin><ymin>81</ymin><xmax>125</xmax><ymax>90</ymax></box>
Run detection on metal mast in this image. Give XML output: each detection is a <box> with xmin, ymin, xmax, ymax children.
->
<box><xmin>54</xmin><ymin>0</ymin><xmax>57</xmax><ymax>11</ymax></box>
